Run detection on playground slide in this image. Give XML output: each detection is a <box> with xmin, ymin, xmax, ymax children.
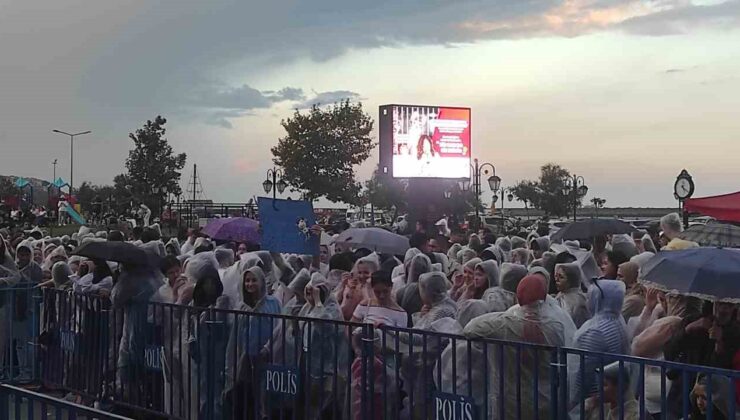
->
<box><xmin>63</xmin><ymin>205</ymin><xmax>87</xmax><ymax>225</ymax></box>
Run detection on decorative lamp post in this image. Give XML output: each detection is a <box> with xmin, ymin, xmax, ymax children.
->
<box><xmin>562</xmin><ymin>175</ymin><xmax>588</xmax><ymax>222</ymax></box>
<box><xmin>458</xmin><ymin>158</ymin><xmax>498</xmax><ymax>231</ymax></box>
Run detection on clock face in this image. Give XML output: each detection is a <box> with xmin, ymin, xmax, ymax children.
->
<box><xmin>674</xmin><ymin>177</ymin><xmax>693</xmax><ymax>199</ymax></box>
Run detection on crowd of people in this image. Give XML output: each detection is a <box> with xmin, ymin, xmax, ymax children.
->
<box><xmin>0</xmin><ymin>211</ymin><xmax>738</xmax><ymax>420</ymax></box>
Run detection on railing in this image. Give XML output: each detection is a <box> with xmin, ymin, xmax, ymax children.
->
<box><xmin>5</xmin><ymin>287</ymin><xmax>740</xmax><ymax>419</ymax></box>
<box><xmin>0</xmin><ymin>285</ymin><xmax>42</xmax><ymax>383</ymax></box>
<box><xmin>0</xmin><ymin>384</ymin><xmax>131</xmax><ymax>419</ymax></box>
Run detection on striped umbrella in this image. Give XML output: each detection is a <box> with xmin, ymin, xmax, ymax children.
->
<box><xmin>680</xmin><ymin>221</ymin><xmax>740</xmax><ymax>248</ymax></box>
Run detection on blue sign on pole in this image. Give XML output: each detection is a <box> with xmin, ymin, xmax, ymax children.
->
<box><xmin>144</xmin><ymin>345</ymin><xmax>163</xmax><ymax>372</ymax></box>
<box><xmin>257</xmin><ymin>197</ymin><xmax>320</xmax><ymax>255</ymax></box>
<box><xmin>60</xmin><ymin>330</ymin><xmax>78</xmax><ymax>353</ymax></box>
<box><xmin>432</xmin><ymin>392</ymin><xmax>476</xmax><ymax>420</ymax></box>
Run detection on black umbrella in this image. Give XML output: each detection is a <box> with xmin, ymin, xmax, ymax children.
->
<box><xmin>551</xmin><ymin>218</ymin><xmax>637</xmax><ymax>242</ymax></box>
<box><xmin>72</xmin><ymin>240</ymin><xmax>160</xmax><ymax>267</ymax></box>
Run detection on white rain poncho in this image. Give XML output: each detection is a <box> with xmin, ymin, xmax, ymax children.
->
<box><xmin>448</xmin><ymin>243</ymin><xmax>463</xmax><ymax>264</ymax></box>
<box><xmin>220</xmin><ymin>253</ymin><xmax>262</xmax><ymax>308</ymax></box>
<box><xmin>528</xmin><ymin>266</ymin><xmax>577</xmax><ymax>347</ymax></box>
<box><xmin>550</xmin><ymin>243</ymin><xmax>602</xmax><ymax>283</ymax></box>
<box><xmin>392</xmin><ymin>248</ymin><xmax>420</xmax><ymax>294</ymax></box>
<box><xmin>16</xmin><ymin>241</ymin><xmax>42</xmax><ymax>284</ymax></box>
<box><xmin>572</xmin><ymin>280</ymin><xmax>629</xmax><ymax>403</ymax></box>
<box><xmin>433</xmin><ymin>252</ymin><xmax>451</xmax><ymax>276</ymax></box>
<box><xmin>463</xmin><ymin>275</ymin><xmax>566</xmax><ymax>420</ymax></box>
<box><xmin>413</xmin><ymin>272</ymin><xmax>458</xmax><ymax>329</ymax></box>
<box><xmin>511</xmin><ymin>248</ymin><xmax>533</xmax><ymax>266</ymax></box>
<box><xmin>457</xmin><ymin>299</ymin><xmax>490</xmax><ymax>329</ymax></box>
<box><xmin>165</xmin><ymin>238</ymin><xmax>181</xmax><ymax>256</ymax></box>
<box><xmin>459</xmin><ymin>247</ymin><xmax>478</xmax><ymax>265</ymax></box>
<box><xmin>554</xmin><ymin>262</ymin><xmax>590</xmax><ymax>328</ymax></box>
<box><xmin>459</xmin><ymin>260</ymin><xmax>499</xmax><ymax>304</ymax></box>
<box><xmin>482</xmin><ymin>262</ymin><xmax>527</xmax><ymax>313</ymax></box>
<box><xmin>396</xmin><ymin>253</ymin><xmax>432</xmax><ymax>316</ymax></box>
<box><xmin>266</xmin><ymin>268</ymin><xmax>311</xmax><ymax>367</ymax></box>
<box><xmin>296</xmin><ymin>273</ymin><xmax>350</xmax><ymax>420</ymax></box>
<box><xmin>42</xmin><ymin>245</ymin><xmax>67</xmax><ymax>272</ymax></box>
<box><xmin>495</xmin><ymin>237</ymin><xmax>512</xmax><ymax>261</ymax></box>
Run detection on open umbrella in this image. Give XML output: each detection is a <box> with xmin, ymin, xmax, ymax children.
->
<box><xmin>334</xmin><ymin>227</ymin><xmax>409</xmax><ymax>255</ymax></box>
<box><xmin>679</xmin><ymin>221</ymin><xmax>740</xmax><ymax>248</ymax></box>
<box><xmin>640</xmin><ymin>248</ymin><xmax>740</xmax><ymax>302</ymax></box>
<box><xmin>202</xmin><ymin>217</ymin><xmax>260</xmax><ymax>244</ymax></box>
<box><xmin>550</xmin><ymin>219</ymin><xmax>637</xmax><ymax>242</ymax></box>
<box><xmin>72</xmin><ymin>240</ymin><xmax>160</xmax><ymax>267</ymax></box>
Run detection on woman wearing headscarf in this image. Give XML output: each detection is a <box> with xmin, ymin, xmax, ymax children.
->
<box><xmin>224</xmin><ymin>266</ymin><xmax>281</xmax><ymax>419</ymax></box>
<box><xmin>572</xmin><ymin>280</ymin><xmax>629</xmax><ymax>405</ymax></box>
<box><xmin>464</xmin><ymin>275</ymin><xmax>567</xmax><ymax>420</ymax></box>
<box><xmin>554</xmin><ymin>262</ymin><xmax>590</xmax><ymax>328</ymax></box>
<box><xmin>459</xmin><ymin>260</ymin><xmax>499</xmax><ymax>304</ymax></box>
<box><xmin>482</xmin><ymin>262</ymin><xmax>527</xmax><ymax>313</ymax></box>
<box><xmin>395</xmin><ymin>253</ymin><xmax>432</xmax><ymax>316</ymax></box>
<box><xmin>293</xmin><ymin>272</ymin><xmax>349</xmax><ymax>420</ymax></box>
<box><xmin>616</xmin><ymin>261</ymin><xmax>644</xmax><ymax>321</ymax></box>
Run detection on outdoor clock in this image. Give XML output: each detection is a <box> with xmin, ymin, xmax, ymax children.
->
<box><xmin>674</xmin><ymin>169</ymin><xmax>694</xmax><ymax>200</ymax></box>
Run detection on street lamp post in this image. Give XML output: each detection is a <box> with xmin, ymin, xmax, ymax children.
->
<box><xmin>263</xmin><ymin>168</ymin><xmax>288</xmax><ymax>208</ymax></box>
<box><xmin>562</xmin><ymin>175</ymin><xmax>588</xmax><ymax>222</ymax></box>
<box><xmin>52</xmin><ymin>130</ymin><xmax>91</xmax><ymax>197</ymax></box>
<box><xmin>458</xmin><ymin>158</ymin><xmax>499</xmax><ymax>231</ymax></box>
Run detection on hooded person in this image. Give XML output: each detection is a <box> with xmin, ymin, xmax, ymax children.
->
<box><xmin>214</xmin><ymin>247</ymin><xmax>235</xmax><ymax>273</ymax></box>
<box><xmin>572</xmin><ymin>280</ymin><xmax>629</xmax><ymax>404</ymax></box>
<box><xmin>165</xmin><ymin>238</ymin><xmax>181</xmax><ymax>256</ymax></box>
<box><xmin>51</xmin><ymin>262</ymin><xmax>73</xmax><ymax>289</ymax></box>
<box><xmin>391</xmin><ymin>248</ymin><xmax>420</xmax><ymax>296</ymax></box>
<box><xmin>480</xmin><ymin>245</ymin><xmax>506</xmax><ymax>265</ymax></box>
<box><xmin>395</xmin><ymin>253</ymin><xmax>433</xmax><ymax>316</ymax></box>
<box><xmin>554</xmin><ymin>262</ymin><xmax>590</xmax><ymax>328</ymax></box>
<box><xmin>617</xmin><ymin>261</ymin><xmax>644</xmax><ymax>321</ymax></box>
<box><xmin>611</xmin><ymin>234</ymin><xmax>639</xmax><ymax>260</ymax></box>
<box><xmin>495</xmin><ymin>236</ymin><xmax>512</xmax><ymax>261</ymax></box>
<box><xmin>459</xmin><ymin>259</ymin><xmax>499</xmax><ymax>304</ymax></box>
<box><xmin>511</xmin><ymin>236</ymin><xmax>527</xmax><ymax>250</ymax></box>
<box><xmin>464</xmin><ymin>275</ymin><xmax>567</xmax><ymax>420</ymax></box>
<box><xmin>447</xmin><ymin>243</ymin><xmax>463</xmax><ymax>264</ymax></box>
<box><xmin>640</xmin><ymin>235</ymin><xmax>658</xmax><ymax>254</ymax></box>
<box><xmin>413</xmin><ymin>271</ymin><xmax>458</xmax><ymax>329</ymax></box>
<box><xmin>294</xmin><ymin>272</ymin><xmax>349</xmax><ymax>420</ymax></box>
<box><xmin>530</xmin><ymin>236</ymin><xmax>551</xmax><ymax>259</ymax></box>
<box><xmin>15</xmin><ymin>240</ymin><xmax>42</xmax><ymax>284</ymax></box>
<box><xmin>580</xmin><ymin>361</ymin><xmax>640</xmax><ymax>420</ymax></box>
<box><xmin>482</xmin><ymin>262</ymin><xmax>528</xmax><ymax>313</ymax></box>
<box><xmin>458</xmin><ymin>247</ymin><xmax>478</xmax><ymax>265</ymax></box>
<box><xmin>528</xmin><ymin>266</ymin><xmax>577</xmax><ymax>347</ymax></box>
<box><xmin>73</xmin><ymin>259</ymin><xmax>115</xmax><ymax>295</ymax></box>
<box><xmin>42</xmin><ymin>245</ymin><xmax>68</xmax><ymax>273</ymax></box>
<box><xmin>433</xmin><ymin>252</ymin><xmax>451</xmax><ymax>277</ymax></box>
<box><xmin>510</xmin><ymin>248</ymin><xmax>533</xmax><ymax>266</ymax></box>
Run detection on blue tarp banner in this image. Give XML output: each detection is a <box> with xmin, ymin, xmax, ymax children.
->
<box><xmin>257</xmin><ymin>197</ymin><xmax>319</xmax><ymax>255</ymax></box>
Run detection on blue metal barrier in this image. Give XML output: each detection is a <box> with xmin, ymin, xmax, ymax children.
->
<box><xmin>0</xmin><ymin>285</ymin><xmax>41</xmax><ymax>383</ymax></box>
<box><xmin>0</xmin><ymin>384</ymin><xmax>131</xmax><ymax>419</ymax></box>
<box><xmin>34</xmin><ymin>289</ymin><xmax>740</xmax><ymax>420</ymax></box>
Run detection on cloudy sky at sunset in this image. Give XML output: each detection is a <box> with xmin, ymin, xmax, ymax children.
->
<box><xmin>2</xmin><ymin>0</ymin><xmax>739</xmax><ymax>207</ymax></box>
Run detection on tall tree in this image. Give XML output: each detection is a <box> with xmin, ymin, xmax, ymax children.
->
<box><xmin>271</xmin><ymin>100</ymin><xmax>374</xmax><ymax>204</ymax></box>
<box><xmin>511</xmin><ymin>163</ymin><xmax>584</xmax><ymax>217</ymax></box>
<box><xmin>364</xmin><ymin>166</ymin><xmax>407</xmax><ymax>213</ymax></box>
<box><xmin>120</xmin><ymin>116</ymin><xmax>186</xmax><ymax>210</ymax></box>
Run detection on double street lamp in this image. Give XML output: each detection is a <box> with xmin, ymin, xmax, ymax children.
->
<box><xmin>152</xmin><ymin>185</ymin><xmax>169</xmax><ymax>218</ymax></box>
<box><xmin>52</xmin><ymin>129</ymin><xmax>91</xmax><ymax>197</ymax></box>
<box><xmin>562</xmin><ymin>174</ymin><xmax>589</xmax><ymax>221</ymax></box>
<box><xmin>263</xmin><ymin>168</ymin><xmax>288</xmax><ymax>200</ymax></box>
<box><xmin>458</xmin><ymin>158</ymin><xmax>500</xmax><ymax>231</ymax></box>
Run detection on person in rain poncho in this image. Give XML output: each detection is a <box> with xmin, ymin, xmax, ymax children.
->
<box><xmin>459</xmin><ymin>259</ymin><xmax>499</xmax><ymax>304</ymax></box>
<box><xmin>572</xmin><ymin>280</ymin><xmax>629</xmax><ymax>405</ymax></box>
<box><xmin>16</xmin><ymin>241</ymin><xmax>42</xmax><ymax>284</ymax></box>
<box><xmin>351</xmin><ymin>270</ymin><xmax>409</xmax><ymax>327</ymax></box>
<box><xmin>482</xmin><ymin>262</ymin><xmax>527</xmax><ymax>313</ymax></box>
<box><xmin>111</xmin><ymin>243</ymin><xmax>164</xmax><ymax>403</ymax></box>
<box><xmin>165</xmin><ymin>238</ymin><xmax>181</xmax><ymax>256</ymax></box>
<box><xmin>616</xmin><ymin>261</ymin><xmax>644</xmax><ymax>322</ymax></box>
<box><xmin>495</xmin><ymin>236</ymin><xmax>512</xmax><ymax>261</ymax></box>
<box><xmin>139</xmin><ymin>203</ymin><xmax>152</xmax><ymax>227</ymax></box>
<box><xmin>42</xmin><ymin>245</ymin><xmax>67</xmax><ymax>277</ymax></box>
<box><xmin>392</xmin><ymin>272</ymin><xmax>458</xmax><ymax>418</ymax></box>
<box><xmin>458</xmin><ymin>247</ymin><xmax>479</xmax><ymax>265</ymax></box>
<box><xmin>396</xmin><ymin>253</ymin><xmax>433</xmax><ymax>316</ymax></box>
<box><xmin>530</xmin><ymin>236</ymin><xmax>551</xmax><ymax>260</ymax></box>
<box><xmin>214</xmin><ymin>247</ymin><xmax>235</xmax><ymax>278</ymax></box>
<box><xmin>391</xmin><ymin>248</ymin><xmax>420</xmax><ymax>296</ymax></box>
<box><xmin>437</xmin><ymin>299</ymin><xmax>491</xmax><ymax>420</ymax></box>
<box><xmin>51</xmin><ymin>261</ymin><xmax>73</xmax><ymax>290</ymax></box>
<box><xmin>511</xmin><ymin>236</ymin><xmax>527</xmax><ymax>250</ymax></box>
<box><xmin>450</xmin><ymin>257</ymin><xmax>479</xmax><ymax>302</ymax></box>
<box><xmin>554</xmin><ymin>262</ymin><xmax>590</xmax><ymax>328</ymax></box>
<box><xmin>581</xmin><ymin>361</ymin><xmax>639</xmax><ymax>420</ymax></box>
<box><xmin>0</xmin><ymin>234</ymin><xmax>21</xmax><ymax>371</ymax></box>
<box><xmin>528</xmin><ymin>266</ymin><xmax>577</xmax><ymax>347</ymax></box>
<box><xmin>223</xmin><ymin>266</ymin><xmax>281</xmax><ymax>419</ymax></box>
<box><xmin>293</xmin><ymin>272</ymin><xmax>349</xmax><ymax>420</ymax></box>
<box><xmin>464</xmin><ymin>275</ymin><xmax>566</xmax><ymax>420</ymax></box>
<box><xmin>511</xmin><ymin>248</ymin><xmax>533</xmax><ymax>266</ymax></box>
<box><xmin>73</xmin><ymin>259</ymin><xmax>114</xmax><ymax>295</ymax></box>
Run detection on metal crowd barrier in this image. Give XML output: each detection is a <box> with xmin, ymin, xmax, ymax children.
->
<box><xmin>0</xmin><ymin>284</ymin><xmax>42</xmax><ymax>383</ymax></box>
<box><xmin>30</xmin><ymin>289</ymin><xmax>740</xmax><ymax>419</ymax></box>
<box><xmin>0</xmin><ymin>384</ymin><xmax>131</xmax><ymax>419</ymax></box>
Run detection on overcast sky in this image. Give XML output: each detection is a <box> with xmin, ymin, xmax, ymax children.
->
<box><xmin>2</xmin><ymin>0</ymin><xmax>739</xmax><ymax>207</ymax></box>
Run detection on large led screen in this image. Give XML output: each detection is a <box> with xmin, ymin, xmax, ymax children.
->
<box><xmin>382</xmin><ymin>105</ymin><xmax>471</xmax><ymax>179</ymax></box>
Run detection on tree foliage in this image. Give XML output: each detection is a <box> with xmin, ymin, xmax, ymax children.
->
<box><xmin>120</xmin><ymin>116</ymin><xmax>186</xmax><ymax>210</ymax></box>
<box><xmin>363</xmin><ymin>166</ymin><xmax>407</xmax><ymax>212</ymax></box>
<box><xmin>511</xmin><ymin>163</ymin><xmax>585</xmax><ymax>217</ymax></box>
<box><xmin>271</xmin><ymin>100</ymin><xmax>374</xmax><ymax>204</ymax></box>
